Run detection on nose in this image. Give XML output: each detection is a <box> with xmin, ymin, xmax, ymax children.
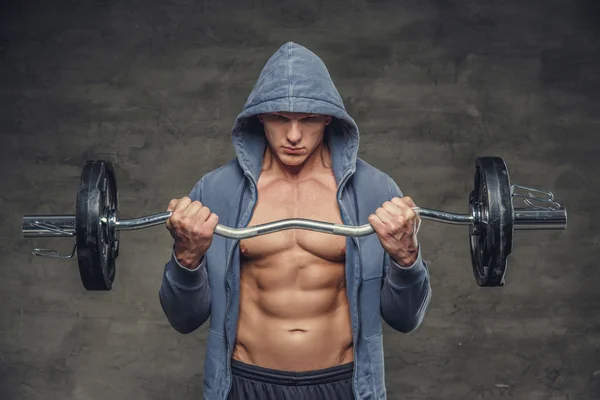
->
<box><xmin>286</xmin><ymin>120</ymin><xmax>302</xmax><ymax>144</ymax></box>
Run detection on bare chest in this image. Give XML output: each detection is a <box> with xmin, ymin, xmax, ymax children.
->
<box><xmin>239</xmin><ymin>175</ymin><xmax>346</xmax><ymax>263</ymax></box>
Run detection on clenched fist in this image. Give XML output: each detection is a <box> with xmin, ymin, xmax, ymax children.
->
<box><xmin>368</xmin><ymin>196</ymin><xmax>421</xmax><ymax>267</ymax></box>
<box><xmin>166</xmin><ymin>197</ymin><xmax>219</xmax><ymax>269</ymax></box>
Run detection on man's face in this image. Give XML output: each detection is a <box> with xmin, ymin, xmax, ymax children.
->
<box><xmin>257</xmin><ymin>112</ymin><xmax>333</xmax><ymax>166</ymax></box>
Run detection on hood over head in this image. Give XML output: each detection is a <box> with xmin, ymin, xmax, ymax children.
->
<box><xmin>230</xmin><ymin>41</ymin><xmax>360</xmax><ymax>187</ymax></box>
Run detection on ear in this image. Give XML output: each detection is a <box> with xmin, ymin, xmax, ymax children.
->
<box><xmin>257</xmin><ymin>114</ymin><xmax>264</xmax><ymax>124</ymax></box>
<box><xmin>325</xmin><ymin>116</ymin><xmax>333</xmax><ymax>125</ymax></box>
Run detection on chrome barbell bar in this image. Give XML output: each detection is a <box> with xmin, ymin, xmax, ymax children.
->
<box><xmin>22</xmin><ymin>205</ymin><xmax>566</xmax><ymax>241</ymax></box>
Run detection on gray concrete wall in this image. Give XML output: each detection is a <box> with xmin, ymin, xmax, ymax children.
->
<box><xmin>1</xmin><ymin>0</ymin><xmax>598</xmax><ymax>399</ymax></box>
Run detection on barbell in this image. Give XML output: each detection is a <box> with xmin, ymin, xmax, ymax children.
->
<box><xmin>21</xmin><ymin>157</ymin><xmax>567</xmax><ymax>291</ymax></box>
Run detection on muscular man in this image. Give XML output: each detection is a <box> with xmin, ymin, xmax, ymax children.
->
<box><xmin>160</xmin><ymin>42</ymin><xmax>432</xmax><ymax>400</ymax></box>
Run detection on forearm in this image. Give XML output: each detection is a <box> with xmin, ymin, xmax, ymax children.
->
<box><xmin>159</xmin><ymin>248</ymin><xmax>212</xmax><ymax>334</ymax></box>
<box><xmin>380</xmin><ymin>245</ymin><xmax>432</xmax><ymax>333</ymax></box>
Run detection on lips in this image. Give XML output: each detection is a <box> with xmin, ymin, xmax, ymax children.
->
<box><xmin>283</xmin><ymin>147</ymin><xmax>303</xmax><ymax>154</ymax></box>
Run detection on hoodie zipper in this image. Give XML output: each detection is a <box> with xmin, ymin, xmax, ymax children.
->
<box><xmin>352</xmin><ymin>239</ymin><xmax>362</xmax><ymax>400</ymax></box>
<box><xmin>223</xmin><ymin>242</ymin><xmax>237</xmax><ymax>399</ymax></box>
<box><xmin>224</xmin><ymin>171</ymin><xmax>257</xmax><ymax>399</ymax></box>
<box><xmin>337</xmin><ymin>169</ymin><xmax>362</xmax><ymax>400</ymax></box>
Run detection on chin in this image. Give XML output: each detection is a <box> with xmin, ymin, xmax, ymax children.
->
<box><xmin>281</xmin><ymin>157</ymin><xmax>306</xmax><ymax>165</ymax></box>
<box><xmin>280</xmin><ymin>154</ymin><xmax>307</xmax><ymax>163</ymax></box>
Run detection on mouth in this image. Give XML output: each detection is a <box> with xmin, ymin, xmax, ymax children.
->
<box><xmin>283</xmin><ymin>147</ymin><xmax>303</xmax><ymax>154</ymax></box>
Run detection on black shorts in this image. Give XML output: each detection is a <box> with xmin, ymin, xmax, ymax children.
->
<box><xmin>228</xmin><ymin>359</ymin><xmax>354</xmax><ymax>400</ymax></box>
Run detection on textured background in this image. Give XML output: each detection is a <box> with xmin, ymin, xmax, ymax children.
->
<box><xmin>1</xmin><ymin>0</ymin><xmax>598</xmax><ymax>399</ymax></box>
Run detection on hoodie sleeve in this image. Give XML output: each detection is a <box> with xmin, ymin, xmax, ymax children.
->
<box><xmin>159</xmin><ymin>178</ymin><xmax>212</xmax><ymax>334</ymax></box>
<box><xmin>380</xmin><ymin>177</ymin><xmax>432</xmax><ymax>333</ymax></box>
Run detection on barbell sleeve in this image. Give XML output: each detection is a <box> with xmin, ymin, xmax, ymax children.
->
<box><xmin>21</xmin><ymin>215</ymin><xmax>76</xmax><ymax>238</ymax></box>
<box><xmin>513</xmin><ymin>206</ymin><xmax>567</xmax><ymax>230</ymax></box>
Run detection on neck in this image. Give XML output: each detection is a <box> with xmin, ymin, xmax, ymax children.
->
<box><xmin>262</xmin><ymin>140</ymin><xmax>331</xmax><ymax>182</ymax></box>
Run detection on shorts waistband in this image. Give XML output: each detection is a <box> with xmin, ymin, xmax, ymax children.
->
<box><xmin>230</xmin><ymin>359</ymin><xmax>354</xmax><ymax>386</ymax></box>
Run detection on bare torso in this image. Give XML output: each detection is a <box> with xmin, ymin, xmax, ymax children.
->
<box><xmin>232</xmin><ymin>167</ymin><xmax>353</xmax><ymax>372</ymax></box>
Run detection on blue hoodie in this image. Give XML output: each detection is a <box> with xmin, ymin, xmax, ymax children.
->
<box><xmin>159</xmin><ymin>42</ymin><xmax>432</xmax><ymax>400</ymax></box>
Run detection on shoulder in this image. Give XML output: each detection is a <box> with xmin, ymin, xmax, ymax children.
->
<box><xmin>354</xmin><ymin>158</ymin><xmax>400</xmax><ymax>196</ymax></box>
<box><xmin>189</xmin><ymin>158</ymin><xmax>244</xmax><ymax>200</ymax></box>
<box><xmin>202</xmin><ymin>158</ymin><xmax>243</xmax><ymax>184</ymax></box>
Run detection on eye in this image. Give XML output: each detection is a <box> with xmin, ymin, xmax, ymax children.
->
<box><xmin>302</xmin><ymin>116</ymin><xmax>317</xmax><ymax>121</ymax></box>
<box><xmin>272</xmin><ymin>114</ymin><xmax>286</xmax><ymax>121</ymax></box>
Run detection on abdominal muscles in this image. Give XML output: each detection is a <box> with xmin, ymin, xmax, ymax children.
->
<box><xmin>233</xmin><ymin>231</ymin><xmax>354</xmax><ymax>372</ymax></box>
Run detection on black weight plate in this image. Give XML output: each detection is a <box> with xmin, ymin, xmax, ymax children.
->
<box><xmin>468</xmin><ymin>157</ymin><xmax>514</xmax><ymax>287</ymax></box>
<box><xmin>76</xmin><ymin>160</ymin><xmax>119</xmax><ymax>290</ymax></box>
